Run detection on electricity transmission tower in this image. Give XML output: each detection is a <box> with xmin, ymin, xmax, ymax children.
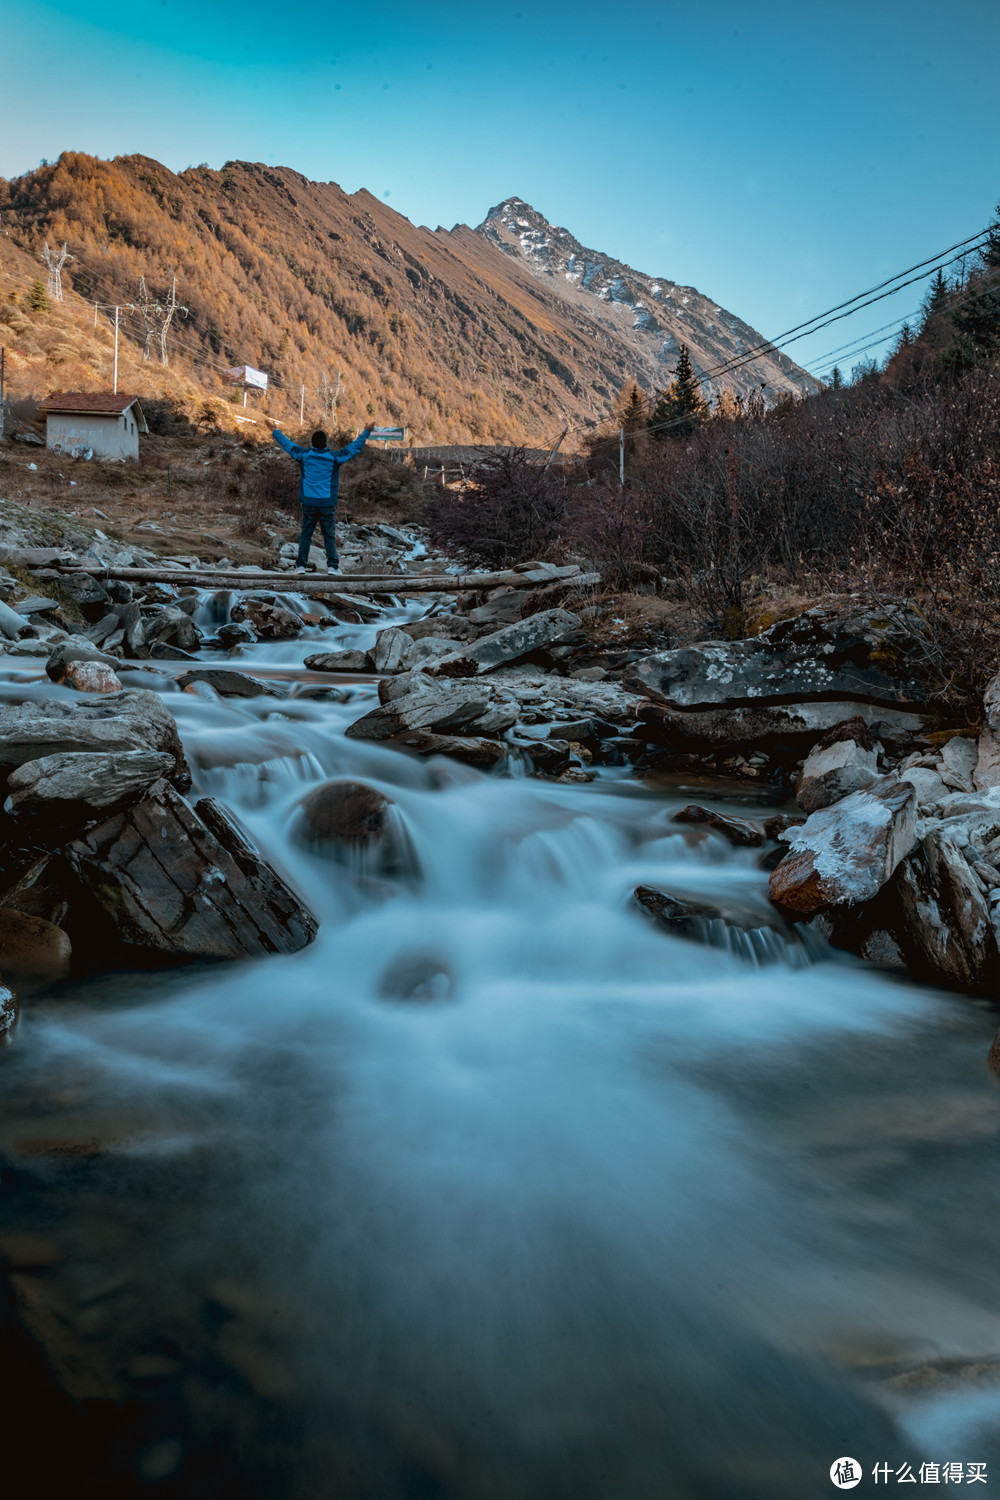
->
<box><xmin>42</xmin><ymin>241</ymin><xmax>72</xmax><ymax>302</ymax></box>
<box><xmin>137</xmin><ymin>276</ymin><xmax>182</xmax><ymax>365</ymax></box>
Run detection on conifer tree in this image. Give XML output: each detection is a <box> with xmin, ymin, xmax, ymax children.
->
<box><xmin>26</xmin><ymin>278</ymin><xmax>48</xmax><ymax>312</ymax></box>
<box><xmin>829</xmin><ymin>366</ymin><xmax>844</xmax><ymax>390</ymax></box>
<box><xmin>951</xmin><ymin>203</ymin><xmax>1000</xmax><ymax>363</ymax></box>
<box><xmin>612</xmin><ymin>379</ymin><xmax>648</xmax><ymax>433</ymax></box>
<box><xmin>648</xmin><ymin>344</ymin><xmax>709</xmax><ymax>440</ymax></box>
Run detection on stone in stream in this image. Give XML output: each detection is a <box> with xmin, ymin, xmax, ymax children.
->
<box><xmin>0</xmin><ymin>908</ymin><xmax>72</xmax><ymax>981</ymax></box>
<box><xmin>377</xmin><ymin>950</ymin><xmax>453</xmax><ymax>1003</ymax></box>
<box><xmin>0</xmin><ymin>854</ymin><xmax>73</xmax><ymax>927</ymax></box>
<box><xmin>62</xmin><ymin>661</ymin><xmax>124</xmax><ymax>693</ymax></box>
<box><xmin>0</xmin><ymin>980</ymin><xmax>19</xmax><ymax>1044</ymax></box>
<box><xmin>46</xmin><ymin>640</ymin><xmax>122</xmax><ymax>683</ymax></box>
<box><xmin>144</xmin><ymin>607</ymin><xmax>202</xmax><ymax>654</ymax></box>
<box><xmin>372</xmin><ymin>626</ymin><xmax>414</xmax><ymax>674</ymax></box>
<box><xmin>795</xmin><ymin>716</ymin><xmax>881</xmax><ymax>813</ymax></box>
<box><xmin>303</xmin><ymin>649</ymin><xmax>374</xmax><ymax>673</ymax></box>
<box><xmin>345</xmin><ymin>675</ymin><xmax>494</xmax><ymax>741</ymax></box>
<box><xmin>218</xmin><ymin>621</ymin><xmax>256</xmax><ymax>648</ymax></box>
<box><xmin>0</xmin><ymin>689</ymin><xmax>189</xmax><ymax>790</ymax></box>
<box><xmin>55</xmin><ymin>572</ymin><xmax>112</xmax><ymax>622</ymax></box>
<box><xmin>426</xmin><ymin>608</ymin><xmax>582</xmax><ymax>678</ymax></box>
<box><xmin>230</xmin><ymin>598</ymin><xmax>302</xmax><ymax>640</ymax></box>
<box><xmin>768</xmin><ymin>775</ymin><xmax>917</xmax><ymax>917</ymax></box>
<box><xmin>672</xmin><ymin>804</ymin><xmax>764</xmax><ymax>847</ymax></box>
<box><xmin>290</xmin><ymin>779</ymin><xmax>418</xmax><ymax>876</ymax></box>
<box><xmin>175</xmin><ymin>669</ymin><xmax>280</xmax><ymax>699</ymax></box>
<box><xmin>386</xmin><ymin>729</ymin><xmax>506</xmax><ymax>769</ymax></box>
<box><xmin>66</xmin><ymin>784</ymin><xmax>318</xmax><ymax>962</ymax></box>
<box><xmin>7</xmin><ymin>750</ymin><xmax>174</xmax><ymax>829</ymax></box>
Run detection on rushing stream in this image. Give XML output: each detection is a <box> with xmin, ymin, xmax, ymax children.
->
<box><xmin>1</xmin><ymin>593</ymin><xmax>999</xmax><ymax>1498</ymax></box>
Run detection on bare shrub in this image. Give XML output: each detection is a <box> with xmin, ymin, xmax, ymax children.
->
<box><xmin>428</xmin><ymin>448</ymin><xmax>567</xmax><ymax>567</ymax></box>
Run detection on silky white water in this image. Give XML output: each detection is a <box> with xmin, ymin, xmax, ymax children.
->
<box><xmin>1</xmin><ymin>597</ymin><xmax>999</xmax><ymax>1498</ymax></box>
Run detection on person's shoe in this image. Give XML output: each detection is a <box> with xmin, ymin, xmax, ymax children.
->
<box><xmin>295</xmin><ymin>566</ymin><xmax>307</xmax><ymax>574</ymax></box>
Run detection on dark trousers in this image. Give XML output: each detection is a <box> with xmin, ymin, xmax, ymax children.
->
<box><xmin>297</xmin><ymin>505</ymin><xmax>338</xmax><ymax>567</ymax></box>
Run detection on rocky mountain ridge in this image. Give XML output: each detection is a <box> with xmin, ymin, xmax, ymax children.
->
<box><xmin>1</xmin><ymin>155</ymin><xmax>814</xmax><ymax>446</ymax></box>
<box><xmin>476</xmin><ymin>197</ymin><xmax>816</xmax><ymax>402</ymax></box>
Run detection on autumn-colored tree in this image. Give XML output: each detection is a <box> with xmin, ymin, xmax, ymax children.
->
<box><xmin>612</xmin><ymin>379</ymin><xmax>648</xmax><ymax>433</ymax></box>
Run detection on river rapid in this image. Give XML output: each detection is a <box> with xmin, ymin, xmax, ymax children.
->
<box><xmin>1</xmin><ymin>593</ymin><xmax>999</xmax><ymax>1499</ymax></box>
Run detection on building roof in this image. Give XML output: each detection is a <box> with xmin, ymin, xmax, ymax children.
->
<box><xmin>39</xmin><ymin>391</ymin><xmax>142</xmax><ymax>416</ymax></box>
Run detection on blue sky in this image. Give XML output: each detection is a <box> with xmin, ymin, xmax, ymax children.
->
<box><xmin>2</xmin><ymin>0</ymin><xmax>998</xmax><ymax>378</ymax></box>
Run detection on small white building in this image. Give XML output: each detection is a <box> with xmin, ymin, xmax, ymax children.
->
<box><xmin>39</xmin><ymin>391</ymin><xmax>149</xmax><ymax>461</ymax></box>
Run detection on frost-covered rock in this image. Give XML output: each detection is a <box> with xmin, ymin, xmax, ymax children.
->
<box><xmin>769</xmin><ymin>775</ymin><xmax>917</xmax><ymax>916</ymax></box>
<box><xmin>795</xmin><ymin>716</ymin><xmax>880</xmax><ymax>812</ymax></box>
<box><xmin>637</xmin><ymin>699</ymin><xmax>924</xmax><ymax>755</ymax></box>
<box><xmin>894</xmin><ymin>828</ymin><xmax>999</xmax><ymax>992</ymax></box>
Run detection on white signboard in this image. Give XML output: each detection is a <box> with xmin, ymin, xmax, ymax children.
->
<box><xmin>224</xmin><ymin>365</ymin><xmax>268</xmax><ymax>391</ymax></box>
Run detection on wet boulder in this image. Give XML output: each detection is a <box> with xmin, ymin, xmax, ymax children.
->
<box><xmin>402</xmin><ymin>614</ymin><xmax>478</xmax><ymax>644</ymax></box>
<box><xmin>377</xmin><ymin>950</ymin><xmax>453</xmax><ymax>1003</ymax></box>
<box><xmin>143</xmin><ymin>607</ymin><xmax>202</xmax><ymax>654</ymax></box>
<box><xmin>373</xmin><ymin>626</ymin><xmax>415</xmax><ymax>674</ymax></box>
<box><xmin>230</xmin><ymin>598</ymin><xmax>302</xmax><ymax>640</ymax></box>
<box><xmin>48</xmin><ymin>571</ymin><xmax>112</xmax><ymax>623</ymax></box>
<box><xmin>795</xmin><ymin>716</ymin><xmax>881</xmax><ymax>813</ymax></box>
<box><xmin>63</xmin><ymin>660</ymin><xmax>124</xmax><ymax>693</ymax></box>
<box><xmin>67</xmin><ymin>785</ymin><xmax>317</xmax><ymax>962</ymax></box>
<box><xmin>46</xmin><ymin>640</ymin><xmax>122</xmax><ymax>683</ymax></box>
<box><xmin>0</xmin><ymin>908</ymin><xmax>71</xmax><ymax>982</ymax></box>
<box><xmin>176</xmin><ymin>669</ymin><xmax>280</xmax><ymax>699</ymax></box>
<box><xmin>0</xmin><ymin>979</ymin><xmax>18</xmax><ymax>1044</ymax></box>
<box><xmin>303</xmin><ymin>648</ymin><xmax>374</xmax><ymax>673</ymax></box>
<box><xmin>385</xmin><ymin>730</ymin><xmax>506</xmax><ymax>769</ymax></box>
<box><xmin>769</xmin><ymin>775</ymin><xmax>917</xmax><ymax>917</ymax></box>
<box><xmin>7</xmin><ymin>750</ymin><xmax>174</xmax><ymax>830</ymax></box>
<box><xmin>218</xmin><ymin>621</ymin><xmax>256</xmax><ymax>649</ymax></box>
<box><xmin>672</xmin><ymin>804</ymin><xmax>764</xmax><ymax>847</ymax></box>
<box><xmin>290</xmin><ymin>779</ymin><xmax>416</xmax><ymax>877</ymax></box>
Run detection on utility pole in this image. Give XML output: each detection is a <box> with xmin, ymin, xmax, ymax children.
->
<box><xmin>42</xmin><ymin>240</ymin><xmax>72</xmax><ymax>303</ymax></box>
<box><xmin>113</xmin><ymin>307</ymin><xmax>119</xmax><ymax>394</ymax></box>
<box><xmin>137</xmin><ymin>276</ymin><xmax>181</xmax><ymax>365</ymax></box>
<box><xmin>543</xmin><ymin>426</ymin><xmax>568</xmax><ymax>471</ymax></box>
<box><xmin>619</xmin><ymin>427</ymin><xmax>625</xmax><ymax>488</ymax></box>
<box><xmin>93</xmin><ymin>303</ymin><xmax>98</xmax><ymax>330</ymax></box>
<box><xmin>300</xmin><ymin>383</ymin><xmax>305</xmax><ymax>425</ymax></box>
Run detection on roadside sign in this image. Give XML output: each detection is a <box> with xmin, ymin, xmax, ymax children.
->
<box><xmin>370</xmin><ymin>425</ymin><xmax>406</xmax><ymax>443</ymax></box>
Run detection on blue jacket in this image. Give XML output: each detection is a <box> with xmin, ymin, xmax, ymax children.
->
<box><xmin>273</xmin><ymin>427</ymin><xmax>372</xmax><ymax>507</ymax></box>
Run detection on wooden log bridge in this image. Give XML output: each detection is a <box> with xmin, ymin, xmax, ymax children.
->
<box><xmin>49</xmin><ymin>563</ymin><xmax>601</xmax><ymax>596</ymax></box>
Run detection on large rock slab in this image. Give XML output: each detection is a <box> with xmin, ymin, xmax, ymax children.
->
<box><xmin>626</xmin><ymin>603</ymin><xmax>928</xmax><ymax>711</ymax></box>
<box><xmin>345</xmin><ymin>677</ymin><xmax>494</xmax><ymax>740</ymax></box>
<box><xmin>386</xmin><ymin>730</ymin><xmax>506</xmax><ymax>769</ymax></box>
<box><xmin>637</xmin><ymin>699</ymin><xmax>925</xmax><ymax>754</ymax></box>
<box><xmin>7</xmin><ymin>750</ymin><xmax>174</xmax><ymax>829</ymax></box>
<box><xmin>0</xmin><ymin>690</ymin><xmax>189</xmax><ymax>788</ymax></box>
<box><xmin>769</xmin><ymin>775</ymin><xmax>918</xmax><ymax>916</ymax></box>
<box><xmin>67</xmin><ymin>784</ymin><xmax>317</xmax><ymax>961</ymax></box>
<box><xmin>426</xmin><ymin>608</ymin><xmax>581</xmax><ymax>678</ymax></box>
